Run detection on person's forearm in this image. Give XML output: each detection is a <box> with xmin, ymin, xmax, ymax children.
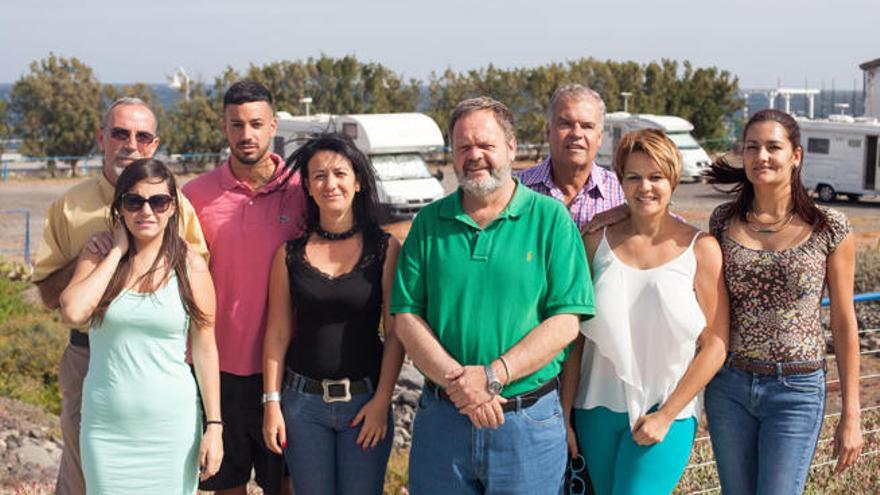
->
<box><xmin>492</xmin><ymin>313</ymin><xmax>579</xmax><ymax>384</ymax></box>
<box><xmin>374</xmin><ymin>323</ymin><xmax>406</xmax><ymax>403</ymax></box>
<box><xmin>831</xmin><ymin>315</ymin><xmax>862</xmax><ymax>418</ymax></box>
<box><xmin>559</xmin><ymin>334</ymin><xmax>585</xmax><ymax>422</ymax></box>
<box><xmin>394</xmin><ymin>312</ymin><xmax>460</xmax><ymax>387</ymax></box>
<box><xmin>192</xmin><ymin>329</ymin><xmax>222</xmax><ymax>421</ymax></box>
<box><xmin>657</xmin><ymin>337</ymin><xmax>727</xmax><ymax>421</ymax></box>
<box><xmin>263</xmin><ymin>323</ymin><xmax>292</xmax><ymax>395</ymax></box>
<box><xmin>35</xmin><ymin>259</ymin><xmax>78</xmax><ymax>310</ymax></box>
<box><xmin>59</xmin><ymin>249</ymin><xmax>123</xmax><ymax>325</ymax></box>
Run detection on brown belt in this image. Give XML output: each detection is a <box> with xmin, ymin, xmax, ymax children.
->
<box><xmin>730</xmin><ymin>355</ymin><xmax>826</xmax><ymax>376</ymax></box>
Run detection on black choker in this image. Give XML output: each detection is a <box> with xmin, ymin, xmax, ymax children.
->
<box><xmin>315</xmin><ymin>224</ymin><xmax>359</xmax><ymax>240</ymax></box>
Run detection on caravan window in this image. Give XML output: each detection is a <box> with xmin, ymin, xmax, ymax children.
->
<box><xmin>666</xmin><ymin>132</ymin><xmax>701</xmax><ymax>150</ymax></box>
<box><xmin>371</xmin><ymin>154</ymin><xmax>433</xmax><ymax>181</ymax></box>
<box><xmin>807</xmin><ymin>138</ymin><xmax>830</xmax><ymax>154</ymax></box>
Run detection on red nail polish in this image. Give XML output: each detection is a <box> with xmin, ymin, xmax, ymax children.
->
<box><xmin>281</xmin><ymin>441</ymin><xmax>287</xmax><ymax>449</ymax></box>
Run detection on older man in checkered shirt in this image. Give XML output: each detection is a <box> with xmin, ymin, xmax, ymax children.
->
<box><xmin>515</xmin><ymin>84</ymin><xmax>624</xmax><ymax>230</ymax></box>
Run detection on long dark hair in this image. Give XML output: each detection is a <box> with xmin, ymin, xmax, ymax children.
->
<box><xmin>704</xmin><ymin>109</ymin><xmax>828</xmax><ymax>231</ymax></box>
<box><xmin>285</xmin><ymin>133</ymin><xmax>382</xmax><ymax>234</ymax></box>
<box><xmin>91</xmin><ymin>159</ymin><xmax>208</xmax><ymax>329</ymax></box>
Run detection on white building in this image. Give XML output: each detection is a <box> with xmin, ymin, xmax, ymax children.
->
<box><xmin>862</xmin><ymin>57</ymin><xmax>880</xmax><ymax>118</ymax></box>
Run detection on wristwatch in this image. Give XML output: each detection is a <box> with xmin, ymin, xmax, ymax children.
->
<box><xmin>261</xmin><ymin>391</ymin><xmax>281</xmax><ymax>405</ymax></box>
<box><xmin>485</xmin><ymin>364</ymin><xmax>503</xmax><ymax>396</ymax></box>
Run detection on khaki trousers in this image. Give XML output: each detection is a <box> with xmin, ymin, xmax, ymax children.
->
<box><xmin>55</xmin><ymin>343</ymin><xmax>88</xmax><ymax>495</ymax></box>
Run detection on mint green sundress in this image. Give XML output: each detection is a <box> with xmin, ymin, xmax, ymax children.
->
<box><xmin>80</xmin><ymin>276</ymin><xmax>202</xmax><ymax>494</ymax></box>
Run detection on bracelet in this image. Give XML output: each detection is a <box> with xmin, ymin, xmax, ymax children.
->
<box><xmin>262</xmin><ymin>391</ymin><xmax>281</xmax><ymax>405</ymax></box>
<box><xmin>205</xmin><ymin>420</ymin><xmax>224</xmax><ymax>427</ymax></box>
<box><xmin>498</xmin><ymin>356</ymin><xmax>511</xmax><ymax>384</ymax></box>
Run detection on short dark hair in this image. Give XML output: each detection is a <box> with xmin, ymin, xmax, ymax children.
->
<box><xmin>223</xmin><ymin>80</ymin><xmax>274</xmax><ymax>109</ymax></box>
<box><xmin>448</xmin><ymin>97</ymin><xmax>516</xmax><ymax>144</ymax></box>
<box><xmin>285</xmin><ymin>133</ymin><xmax>382</xmax><ymax>233</ymax></box>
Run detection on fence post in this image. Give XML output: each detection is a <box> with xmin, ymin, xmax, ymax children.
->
<box><xmin>24</xmin><ymin>209</ymin><xmax>31</xmax><ymax>266</ymax></box>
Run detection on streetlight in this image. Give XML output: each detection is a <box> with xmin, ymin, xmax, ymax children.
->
<box><xmin>620</xmin><ymin>92</ymin><xmax>633</xmax><ymax>113</ymax></box>
<box><xmin>299</xmin><ymin>97</ymin><xmax>313</xmax><ymax>117</ymax></box>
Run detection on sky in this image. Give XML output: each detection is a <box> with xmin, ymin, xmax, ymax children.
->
<box><xmin>2</xmin><ymin>0</ymin><xmax>878</xmax><ymax>90</ymax></box>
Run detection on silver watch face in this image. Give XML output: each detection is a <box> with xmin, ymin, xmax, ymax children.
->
<box><xmin>488</xmin><ymin>380</ymin><xmax>503</xmax><ymax>395</ymax></box>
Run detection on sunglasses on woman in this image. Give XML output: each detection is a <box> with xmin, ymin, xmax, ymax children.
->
<box><xmin>120</xmin><ymin>193</ymin><xmax>174</xmax><ymax>213</ymax></box>
<box><xmin>107</xmin><ymin>127</ymin><xmax>157</xmax><ymax>145</ymax></box>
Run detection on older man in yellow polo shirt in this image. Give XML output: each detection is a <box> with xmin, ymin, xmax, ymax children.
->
<box><xmin>32</xmin><ymin>97</ymin><xmax>207</xmax><ymax>495</ymax></box>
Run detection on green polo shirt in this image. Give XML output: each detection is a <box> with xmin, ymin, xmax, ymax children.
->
<box><xmin>391</xmin><ymin>179</ymin><xmax>594</xmax><ymax>397</ymax></box>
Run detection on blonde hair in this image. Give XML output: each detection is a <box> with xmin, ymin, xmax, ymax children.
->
<box><xmin>613</xmin><ymin>128</ymin><xmax>682</xmax><ymax>188</ymax></box>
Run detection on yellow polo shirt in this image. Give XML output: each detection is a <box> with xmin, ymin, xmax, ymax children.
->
<box><xmin>32</xmin><ymin>174</ymin><xmax>208</xmax><ymax>283</ymax></box>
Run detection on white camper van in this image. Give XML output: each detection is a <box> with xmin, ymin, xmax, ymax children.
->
<box><xmin>798</xmin><ymin>115</ymin><xmax>880</xmax><ymax>202</ymax></box>
<box><xmin>596</xmin><ymin>113</ymin><xmax>712</xmax><ymax>180</ymax></box>
<box><xmin>275</xmin><ymin>112</ymin><xmax>445</xmax><ymax>217</ymax></box>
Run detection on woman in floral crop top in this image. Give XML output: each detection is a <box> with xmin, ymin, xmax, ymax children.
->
<box><xmin>703</xmin><ymin>109</ymin><xmax>863</xmax><ymax>494</ymax></box>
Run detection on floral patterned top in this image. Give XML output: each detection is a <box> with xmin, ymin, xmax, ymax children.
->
<box><xmin>710</xmin><ymin>202</ymin><xmax>851</xmax><ymax>362</ymax></box>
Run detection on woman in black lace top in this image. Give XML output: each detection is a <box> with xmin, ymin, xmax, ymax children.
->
<box><xmin>262</xmin><ymin>134</ymin><xmax>403</xmax><ymax>495</ymax></box>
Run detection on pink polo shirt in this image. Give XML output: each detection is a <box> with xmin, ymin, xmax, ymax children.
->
<box><xmin>183</xmin><ymin>153</ymin><xmax>306</xmax><ymax>376</ymax></box>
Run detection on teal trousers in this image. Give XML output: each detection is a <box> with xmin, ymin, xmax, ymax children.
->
<box><xmin>573</xmin><ymin>406</ymin><xmax>696</xmax><ymax>495</ymax></box>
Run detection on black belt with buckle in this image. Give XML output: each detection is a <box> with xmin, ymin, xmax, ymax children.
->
<box><xmin>427</xmin><ymin>377</ymin><xmax>558</xmax><ymax>413</ymax></box>
<box><xmin>69</xmin><ymin>329</ymin><xmax>89</xmax><ymax>348</ymax></box>
<box><xmin>285</xmin><ymin>370</ymin><xmax>371</xmax><ymax>403</ymax></box>
<box><xmin>730</xmin><ymin>354</ymin><xmax>826</xmax><ymax>376</ymax></box>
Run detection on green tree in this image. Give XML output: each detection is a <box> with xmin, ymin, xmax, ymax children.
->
<box><xmin>0</xmin><ymin>100</ymin><xmax>10</xmax><ymax>156</ymax></box>
<box><xmin>8</xmin><ymin>53</ymin><xmax>102</xmax><ymax>176</ymax></box>
<box><xmin>164</xmin><ymin>82</ymin><xmax>226</xmax><ymax>172</ymax></box>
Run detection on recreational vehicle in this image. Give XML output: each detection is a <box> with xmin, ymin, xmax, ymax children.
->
<box><xmin>798</xmin><ymin>115</ymin><xmax>880</xmax><ymax>202</ymax></box>
<box><xmin>596</xmin><ymin>112</ymin><xmax>712</xmax><ymax>180</ymax></box>
<box><xmin>275</xmin><ymin>112</ymin><xmax>445</xmax><ymax>217</ymax></box>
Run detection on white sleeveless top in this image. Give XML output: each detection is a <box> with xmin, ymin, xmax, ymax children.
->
<box><xmin>573</xmin><ymin>229</ymin><xmax>707</xmax><ymax>428</ymax></box>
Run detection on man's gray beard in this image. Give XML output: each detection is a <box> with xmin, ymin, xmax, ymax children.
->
<box><xmin>456</xmin><ymin>165</ymin><xmax>512</xmax><ymax>198</ymax></box>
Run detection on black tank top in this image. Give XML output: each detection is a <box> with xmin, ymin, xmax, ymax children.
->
<box><xmin>284</xmin><ymin>227</ymin><xmax>389</xmax><ymax>382</ymax></box>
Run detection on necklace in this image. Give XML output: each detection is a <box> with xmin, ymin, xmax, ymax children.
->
<box><xmin>315</xmin><ymin>224</ymin><xmax>359</xmax><ymax>241</ymax></box>
<box><xmin>746</xmin><ymin>209</ymin><xmax>794</xmax><ymax>233</ymax></box>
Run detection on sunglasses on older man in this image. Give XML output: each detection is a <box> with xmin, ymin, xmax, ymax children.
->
<box><xmin>120</xmin><ymin>193</ymin><xmax>174</xmax><ymax>213</ymax></box>
<box><xmin>107</xmin><ymin>127</ymin><xmax>157</xmax><ymax>145</ymax></box>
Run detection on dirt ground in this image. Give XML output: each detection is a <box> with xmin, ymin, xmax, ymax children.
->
<box><xmin>4</xmin><ymin>163</ymin><xmax>879</xmax><ymax>262</ymax></box>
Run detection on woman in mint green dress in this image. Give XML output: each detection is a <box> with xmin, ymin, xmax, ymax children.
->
<box><xmin>60</xmin><ymin>159</ymin><xmax>223</xmax><ymax>494</ymax></box>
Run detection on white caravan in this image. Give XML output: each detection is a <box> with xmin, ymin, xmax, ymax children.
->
<box><xmin>798</xmin><ymin>115</ymin><xmax>880</xmax><ymax>202</ymax></box>
<box><xmin>596</xmin><ymin>112</ymin><xmax>712</xmax><ymax>180</ymax></box>
<box><xmin>275</xmin><ymin>112</ymin><xmax>445</xmax><ymax>217</ymax></box>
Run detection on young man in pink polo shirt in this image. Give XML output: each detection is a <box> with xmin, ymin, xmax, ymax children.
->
<box><xmin>183</xmin><ymin>81</ymin><xmax>305</xmax><ymax>495</ymax></box>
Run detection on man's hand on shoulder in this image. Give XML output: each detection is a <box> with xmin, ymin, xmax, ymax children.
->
<box><xmin>584</xmin><ymin>204</ymin><xmax>629</xmax><ymax>234</ymax></box>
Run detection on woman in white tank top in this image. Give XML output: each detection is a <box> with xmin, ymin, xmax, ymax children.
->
<box><xmin>560</xmin><ymin>129</ymin><xmax>729</xmax><ymax>495</ymax></box>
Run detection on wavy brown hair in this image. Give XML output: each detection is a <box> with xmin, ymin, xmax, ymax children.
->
<box><xmin>90</xmin><ymin>159</ymin><xmax>208</xmax><ymax>329</ymax></box>
<box><xmin>704</xmin><ymin>109</ymin><xmax>828</xmax><ymax>231</ymax></box>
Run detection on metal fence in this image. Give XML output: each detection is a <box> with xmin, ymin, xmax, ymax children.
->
<box><xmin>1</xmin><ymin>153</ymin><xmax>228</xmax><ymax>181</ymax></box>
<box><xmin>682</xmin><ymin>293</ymin><xmax>880</xmax><ymax>494</ymax></box>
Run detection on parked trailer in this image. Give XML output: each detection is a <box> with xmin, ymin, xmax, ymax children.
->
<box><xmin>596</xmin><ymin>112</ymin><xmax>712</xmax><ymax>180</ymax></box>
<box><xmin>798</xmin><ymin>115</ymin><xmax>880</xmax><ymax>202</ymax></box>
<box><xmin>275</xmin><ymin>112</ymin><xmax>445</xmax><ymax>217</ymax></box>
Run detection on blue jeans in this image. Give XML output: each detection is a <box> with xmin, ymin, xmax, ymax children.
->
<box><xmin>704</xmin><ymin>362</ymin><xmax>826</xmax><ymax>495</ymax></box>
<box><xmin>409</xmin><ymin>386</ymin><xmax>567</xmax><ymax>495</ymax></box>
<box><xmin>281</xmin><ymin>375</ymin><xmax>393</xmax><ymax>495</ymax></box>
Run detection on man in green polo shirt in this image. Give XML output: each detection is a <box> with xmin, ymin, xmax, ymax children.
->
<box><xmin>391</xmin><ymin>97</ymin><xmax>594</xmax><ymax>494</ymax></box>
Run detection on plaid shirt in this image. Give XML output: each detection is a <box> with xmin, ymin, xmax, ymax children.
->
<box><xmin>515</xmin><ymin>157</ymin><xmax>624</xmax><ymax>230</ymax></box>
